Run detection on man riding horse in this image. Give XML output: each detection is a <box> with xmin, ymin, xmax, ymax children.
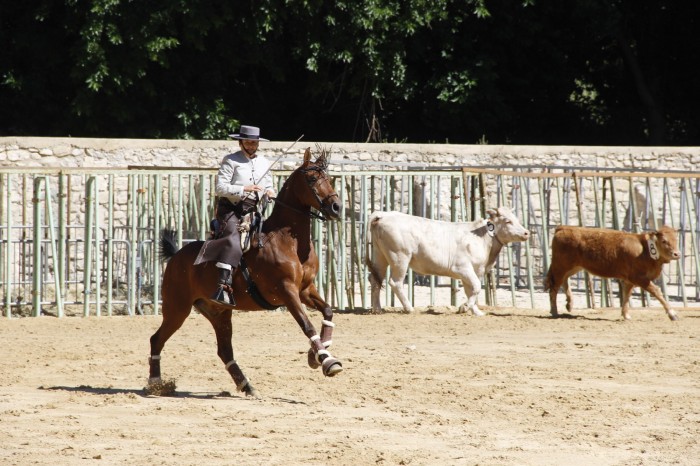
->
<box><xmin>194</xmin><ymin>125</ymin><xmax>276</xmax><ymax>305</ymax></box>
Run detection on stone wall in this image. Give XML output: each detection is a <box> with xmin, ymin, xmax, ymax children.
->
<box><xmin>2</xmin><ymin>136</ymin><xmax>699</xmax><ymax>170</ymax></box>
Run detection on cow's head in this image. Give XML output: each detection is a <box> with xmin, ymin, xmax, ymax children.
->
<box><xmin>653</xmin><ymin>226</ymin><xmax>680</xmax><ymax>263</ymax></box>
<box><xmin>486</xmin><ymin>206</ymin><xmax>530</xmax><ymax>243</ymax></box>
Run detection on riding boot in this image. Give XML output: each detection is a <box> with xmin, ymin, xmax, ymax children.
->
<box><xmin>211</xmin><ymin>262</ymin><xmax>235</xmax><ymax>305</ymax></box>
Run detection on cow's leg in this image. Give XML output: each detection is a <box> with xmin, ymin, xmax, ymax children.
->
<box><xmin>619</xmin><ymin>281</ymin><xmax>634</xmax><ymax>320</ymax></box>
<box><xmin>457</xmin><ymin>266</ymin><xmax>485</xmax><ymax>317</ymax></box>
<box><xmin>386</xmin><ymin>256</ymin><xmax>413</xmax><ymax>313</ymax></box>
<box><xmin>641</xmin><ymin>281</ymin><xmax>678</xmax><ymax>321</ymax></box>
<box><xmin>548</xmin><ymin>279</ymin><xmax>560</xmax><ymax>317</ymax></box>
<box><xmin>547</xmin><ymin>265</ymin><xmax>576</xmax><ymax>317</ymax></box>
<box><xmin>369</xmin><ymin>253</ymin><xmax>389</xmax><ymax>313</ymax></box>
<box><xmin>562</xmin><ymin>277</ymin><xmax>574</xmax><ymax>313</ymax></box>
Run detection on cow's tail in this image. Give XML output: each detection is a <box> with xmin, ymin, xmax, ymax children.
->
<box><xmin>159</xmin><ymin>229</ymin><xmax>180</xmax><ymax>262</ymax></box>
<box><xmin>364</xmin><ymin>214</ymin><xmax>385</xmax><ymax>289</ymax></box>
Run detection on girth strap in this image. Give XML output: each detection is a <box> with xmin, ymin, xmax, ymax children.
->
<box><xmin>239</xmin><ymin>257</ymin><xmax>280</xmax><ymax>310</ymax></box>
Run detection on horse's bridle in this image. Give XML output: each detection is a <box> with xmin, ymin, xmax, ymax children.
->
<box><xmin>302</xmin><ymin>165</ymin><xmax>340</xmax><ymax>217</ymax></box>
<box><xmin>271</xmin><ymin>164</ymin><xmax>339</xmax><ymax>222</ymax></box>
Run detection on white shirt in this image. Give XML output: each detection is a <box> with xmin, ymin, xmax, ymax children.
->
<box><xmin>215</xmin><ymin>150</ymin><xmax>274</xmax><ymax>204</ymax></box>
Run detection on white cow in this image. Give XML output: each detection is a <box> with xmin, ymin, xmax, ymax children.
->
<box><xmin>365</xmin><ymin>207</ymin><xmax>530</xmax><ymax>315</ymax></box>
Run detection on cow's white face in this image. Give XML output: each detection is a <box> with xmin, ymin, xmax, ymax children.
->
<box><xmin>487</xmin><ymin>206</ymin><xmax>530</xmax><ymax>244</ymax></box>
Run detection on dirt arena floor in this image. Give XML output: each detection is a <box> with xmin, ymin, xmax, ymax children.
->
<box><xmin>1</xmin><ymin>303</ymin><xmax>699</xmax><ymax>465</ymax></box>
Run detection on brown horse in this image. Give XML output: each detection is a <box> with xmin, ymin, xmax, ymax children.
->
<box><xmin>148</xmin><ymin>147</ymin><xmax>343</xmax><ymax>398</ymax></box>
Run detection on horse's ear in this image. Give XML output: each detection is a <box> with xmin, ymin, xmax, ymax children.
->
<box><xmin>303</xmin><ymin>147</ymin><xmax>311</xmax><ymax>164</ymax></box>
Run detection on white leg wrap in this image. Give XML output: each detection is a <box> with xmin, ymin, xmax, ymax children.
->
<box><xmin>225</xmin><ymin>360</ymin><xmax>236</xmax><ymax>370</ymax></box>
<box><xmin>236</xmin><ymin>378</ymin><xmax>250</xmax><ymax>391</ymax></box>
<box><xmin>149</xmin><ymin>355</ymin><xmax>161</xmax><ymax>361</ymax></box>
<box><xmin>323</xmin><ymin>340</ymin><xmax>332</xmax><ymax>348</ymax></box>
<box><xmin>322</xmin><ymin>320</ymin><xmax>335</xmax><ymax>327</ymax></box>
<box><xmin>309</xmin><ymin>335</ymin><xmax>321</xmax><ymax>345</ymax></box>
<box><xmin>315</xmin><ymin>349</ymin><xmax>331</xmax><ymax>364</ymax></box>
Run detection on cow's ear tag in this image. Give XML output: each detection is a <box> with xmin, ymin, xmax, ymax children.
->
<box><xmin>647</xmin><ymin>236</ymin><xmax>659</xmax><ymax>260</ymax></box>
<box><xmin>486</xmin><ymin>221</ymin><xmax>495</xmax><ymax>237</ymax></box>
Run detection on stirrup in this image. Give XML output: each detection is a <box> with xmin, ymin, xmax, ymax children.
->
<box><xmin>211</xmin><ymin>286</ymin><xmax>235</xmax><ymax>305</ymax></box>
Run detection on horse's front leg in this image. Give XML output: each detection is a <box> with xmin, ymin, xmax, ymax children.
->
<box><xmin>286</xmin><ymin>286</ymin><xmax>343</xmax><ymax>377</ymax></box>
<box><xmin>300</xmin><ymin>283</ymin><xmax>338</xmax><ymax>370</ymax></box>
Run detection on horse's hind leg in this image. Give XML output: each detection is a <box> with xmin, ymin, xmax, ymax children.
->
<box><xmin>148</xmin><ymin>303</ymin><xmax>191</xmax><ymax>384</ymax></box>
<box><xmin>198</xmin><ymin>303</ymin><xmax>259</xmax><ymax>398</ymax></box>
<box><xmin>300</xmin><ymin>283</ymin><xmax>341</xmax><ymax>374</ymax></box>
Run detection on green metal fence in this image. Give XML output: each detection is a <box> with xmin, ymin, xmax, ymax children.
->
<box><xmin>1</xmin><ymin>165</ymin><xmax>698</xmax><ymax>317</ymax></box>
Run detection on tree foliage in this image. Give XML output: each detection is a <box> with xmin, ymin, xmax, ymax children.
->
<box><xmin>1</xmin><ymin>0</ymin><xmax>697</xmax><ymax>145</ymax></box>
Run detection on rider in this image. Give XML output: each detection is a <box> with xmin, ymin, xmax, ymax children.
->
<box><xmin>194</xmin><ymin>125</ymin><xmax>276</xmax><ymax>305</ymax></box>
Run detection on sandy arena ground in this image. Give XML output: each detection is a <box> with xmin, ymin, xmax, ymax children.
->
<box><xmin>1</xmin><ymin>301</ymin><xmax>699</xmax><ymax>465</ymax></box>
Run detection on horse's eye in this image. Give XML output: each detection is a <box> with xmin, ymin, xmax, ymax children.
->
<box><xmin>308</xmin><ymin>176</ymin><xmax>317</xmax><ymax>183</ymax></box>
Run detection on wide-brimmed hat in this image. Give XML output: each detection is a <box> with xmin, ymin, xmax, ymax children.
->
<box><xmin>229</xmin><ymin>125</ymin><xmax>269</xmax><ymax>141</ymax></box>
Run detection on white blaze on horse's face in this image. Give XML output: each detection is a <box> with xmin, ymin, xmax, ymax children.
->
<box><xmin>487</xmin><ymin>206</ymin><xmax>530</xmax><ymax>243</ymax></box>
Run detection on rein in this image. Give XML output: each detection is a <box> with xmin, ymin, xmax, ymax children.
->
<box><xmin>268</xmin><ymin>196</ymin><xmax>329</xmax><ymax>221</ymax></box>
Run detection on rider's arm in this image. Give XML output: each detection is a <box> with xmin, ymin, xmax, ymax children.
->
<box><xmin>215</xmin><ymin>154</ymin><xmax>248</xmax><ymax>202</ymax></box>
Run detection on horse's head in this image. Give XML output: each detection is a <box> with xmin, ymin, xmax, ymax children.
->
<box><xmin>296</xmin><ymin>146</ymin><xmax>341</xmax><ymax>220</ymax></box>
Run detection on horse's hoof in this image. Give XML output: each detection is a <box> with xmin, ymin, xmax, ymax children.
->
<box><xmin>668</xmin><ymin>310</ymin><xmax>679</xmax><ymax>321</ymax></box>
<box><xmin>322</xmin><ymin>357</ymin><xmax>343</xmax><ymax>377</ymax></box>
<box><xmin>307</xmin><ymin>349</ymin><xmax>321</xmax><ymax>369</ymax></box>
<box><xmin>243</xmin><ymin>383</ymin><xmax>261</xmax><ymax>399</ymax></box>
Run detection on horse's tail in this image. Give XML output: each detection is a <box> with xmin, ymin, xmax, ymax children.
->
<box><xmin>159</xmin><ymin>229</ymin><xmax>180</xmax><ymax>262</ymax></box>
<box><xmin>364</xmin><ymin>213</ymin><xmax>384</xmax><ymax>289</ymax></box>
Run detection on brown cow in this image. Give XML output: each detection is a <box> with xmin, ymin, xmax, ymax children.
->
<box><xmin>544</xmin><ymin>225</ymin><xmax>680</xmax><ymax>321</ymax></box>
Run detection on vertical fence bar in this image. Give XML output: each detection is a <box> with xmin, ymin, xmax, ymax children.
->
<box><xmin>4</xmin><ymin>174</ymin><xmax>12</xmax><ymax>317</ymax></box>
<box><xmin>384</xmin><ymin>175</ymin><xmax>391</xmax><ymax>307</ymax></box>
<box><xmin>450</xmin><ymin>177</ymin><xmax>458</xmax><ymax>306</ymax></box>
<box><xmin>347</xmin><ymin>176</ymin><xmax>359</xmax><ymax>310</ymax></box>
<box><xmin>429</xmin><ymin>174</ymin><xmax>436</xmax><ymax>306</ymax></box>
<box><xmin>83</xmin><ymin>177</ymin><xmax>95</xmax><ymax>317</ymax></box>
<box><xmin>93</xmin><ymin>176</ymin><xmax>103</xmax><ymax>317</ymax></box>
<box><xmin>682</xmin><ymin>180</ymin><xmax>700</xmax><ymax>303</ymax></box>
<box><xmin>338</xmin><ymin>174</ymin><xmax>347</xmax><ymax>310</ymax></box>
<box><xmin>57</xmin><ymin>173</ymin><xmax>67</xmax><ymax>301</ymax></box>
<box><xmin>573</xmin><ymin>173</ymin><xmax>595</xmax><ymax>308</ymax></box>
<box><xmin>477</xmin><ymin>173</ymin><xmax>495</xmax><ymax>306</ymax></box>
<box><xmin>360</xmin><ymin>176</ymin><xmax>374</xmax><ymax>308</ymax></box>
<box><xmin>520</xmin><ymin>176</ymin><xmax>535</xmax><ymax>308</ymax></box>
<box><xmin>153</xmin><ymin>174</ymin><xmax>162</xmax><ymax>315</ymax></box>
<box><xmin>106</xmin><ymin>174</ymin><xmax>114</xmax><ymax>316</ymax></box>
<box><xmin>407</xmin><ymin>175</ymin><xmax>414</xmax><ymax>303</ymax></box>
<box><xmin>41</xmin><ymin>176</ymin><xmax>64</xmax><ymax>318</ymax></box>
<box><xmin>32</xmin><ymin>178</ymin><xmax>43</xmax><ymax>316</ymax></box>
<box><xmin>591</xmin><ymin>177</ymin><xmax>611</xmax><ymax>307</ymax></box>
<box><xmin>128</xmin><ymin>175</ymin><xmax>138</xmax><ymax>316</ymax></box>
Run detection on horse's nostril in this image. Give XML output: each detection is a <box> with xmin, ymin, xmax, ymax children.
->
<box><xmin>332</xmin><ymin>202</ymin><xmax>341</xmax><ymax>214</ymax></box>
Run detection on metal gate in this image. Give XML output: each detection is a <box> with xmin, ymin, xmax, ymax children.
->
<box><xmin>1</xmin><ymin>165</ymin><xmax>698</xmax><ymax>317</ymax></box>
